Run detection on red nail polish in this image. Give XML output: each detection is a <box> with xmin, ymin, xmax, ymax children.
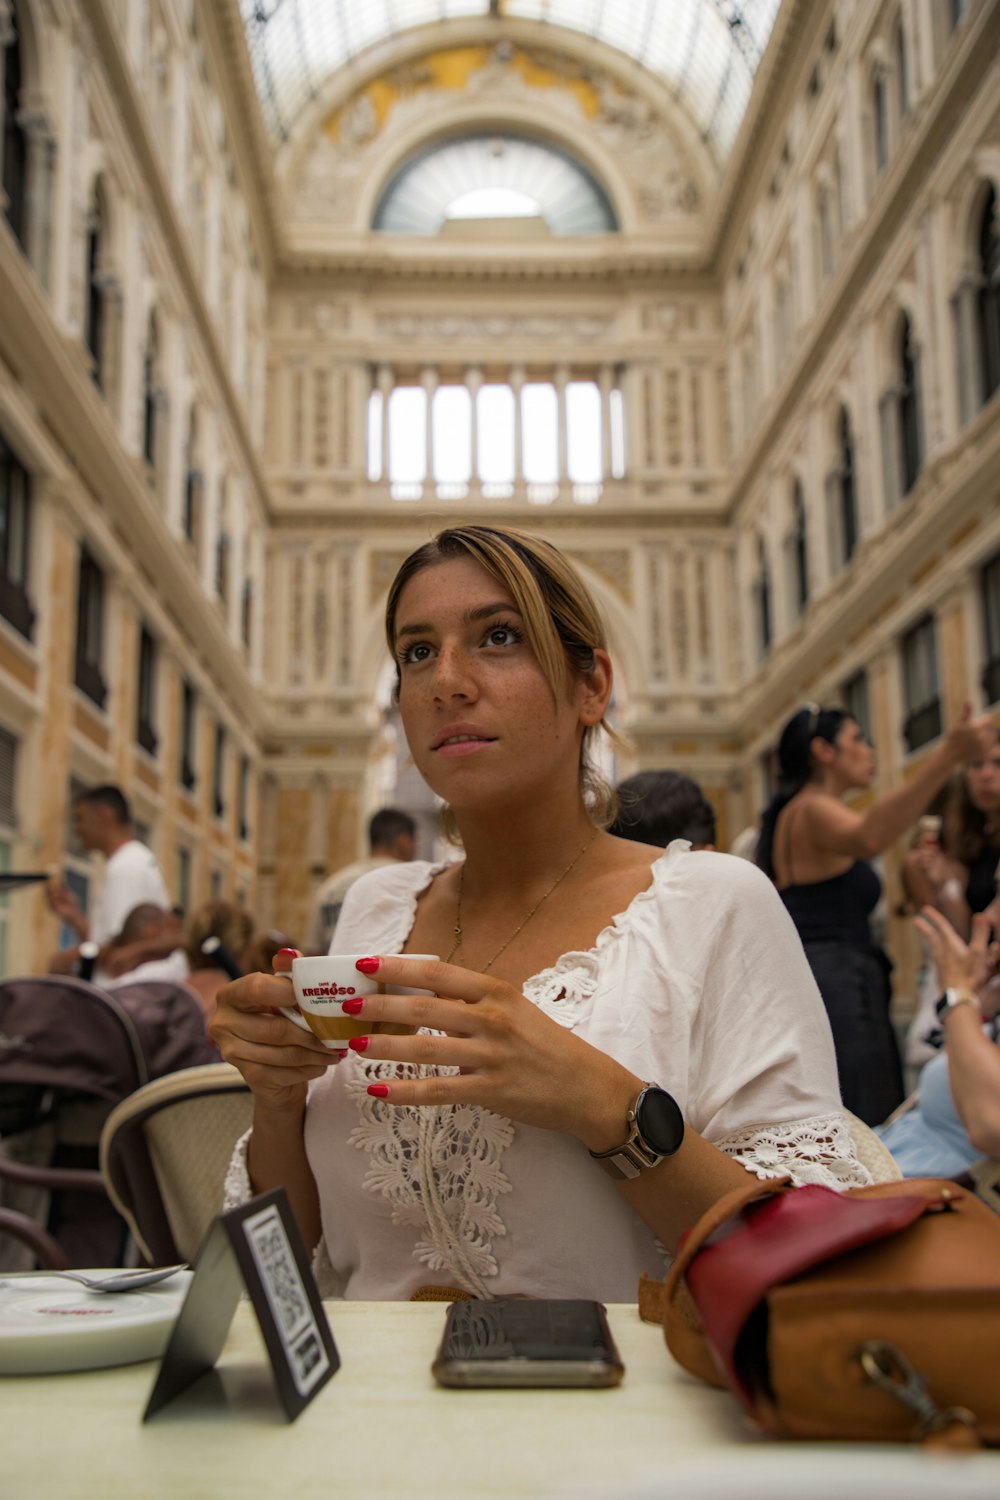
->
<box><xmin>355</xmin><ymin>956</ymin><xmax>381</xmax><ymax>975</ymax></box>
<box><xmin>341</xmin><ymin>997</ymin><xmax>365</xmax><ymax>1015</ymax></box>
<box><xmin>276</xmin><ymin>947</ymin><xmax>299</xmax><ymax>959</ymax></box>
<box><xmin>367</xmin><ymin>1083</ymin><xmax>390</xmax><ymax>1099</ymax></box>
<box><xmin>348</xmin><ymin>1036</ymin><xmax>369</xmax><ymax>1052</ymax></box>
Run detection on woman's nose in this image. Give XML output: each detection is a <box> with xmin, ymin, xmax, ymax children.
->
<box><xmin>431</xmin><ymin>645</ymin><xmax>477</xmax><ymax>700</ymax></box>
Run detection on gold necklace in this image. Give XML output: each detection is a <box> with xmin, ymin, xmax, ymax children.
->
<box><xmin>446</xmin><ymin>827</ymin><xmax>599</xmax><ymax>975</ymax></box>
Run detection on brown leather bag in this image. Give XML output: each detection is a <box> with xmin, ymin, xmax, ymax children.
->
<box><xmin>640</xmin><ymin>1175</ymin><xmax>1000</xmax><ymax>1448</ymax></box>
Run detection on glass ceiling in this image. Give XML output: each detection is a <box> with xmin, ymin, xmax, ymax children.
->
<box><xmin>240</xmin><ymin>1</ymin><xmax>783</xmax><ymax>160</ymax></box>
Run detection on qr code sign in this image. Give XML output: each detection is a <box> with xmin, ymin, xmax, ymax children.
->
<box><xmin>243</xmin><ymin>1202</ymin><xmax>330</xmax><ymax>1396</ymax></box>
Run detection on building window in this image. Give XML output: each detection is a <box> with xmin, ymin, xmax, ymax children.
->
<box><xmin>898</xmin><ymin>316</ymin><xmax>923</xmax><ymax>495</ymax></box>
<box><xmin>180</xmin><ymin>680</ymin><xmax>197</xmax><ymax>790</ymax></box>
<box><xmin>901</xmin><ymin>615</ymin><xmax>942</xmax><ymax>752</ymax></box>
<box><xmin>872</xmin><ymin>72</ymin><xmax>889</xmax><ymax>178</ymax></box>
<box><xmin>981</xmin><ymin>550</ymin><xmax>1000</xmax><ymax>705</ymax></box>
<box><xmin>213</xmin><ymin>723</ymin><xmax>226</xmax><ymax>819</ymax></box>
<box><xmin>238</xmin><ymin>753</ymin><xmax>250</xmax><ymax>842</ymax></box>
<box><xmin>142</xmin><ymin>312</ymin><xmax>163</xmax><ymax>471</ymax></box>
<box><xmin>215</xmin><ymin>530</ymin><xmax>230</xmax><ymax>606</ymax></box>
<box><xmin>950</xmin><ymin>0</ymin><xmax>968</xmax><ymax>29</ymax></box>
<box><xmin>241</xmin><ymin>579</ymin><xmax>253</xmax><ymax>651</ymax></box>
<box><xmin>0</xmin><ymin>432</ymin><xmax>35</xmax><ymax>639</ymax></box>
<box><xmin>977</xmin><ymin>186</ymin><xmax>1000</xmax><ymax>408</ymax></box>
<box><xmin>183</xmin><ymin>409</ymin><xmax>203</xmax><ymax>547</ymax></box>
<box><xmin>74</xmin><ymin>546</ymin><xmax>107</xmax><ymax>708</ymax></box>
<box><xmin>895</xmin><ymin>18</ymin><xmax>909</xmax><ymax>117</ymax></box>
<box><xmin>842</xmin><ymin>669</ymin><xmax>873</xmax><ymax>746</ymax></box>
<box><xmin>0</xmin><ymin>725</ymin><xmax>17</xmax><ymax>976</ymax></box>
<box><xmin>818</xmin><ymin>185</ymin><xmax>834</xmax><ymax>282</ymax></box>
<box><xmin>789</xmin><ymin>481</ymin><xmax>809</xmax><ymax>616</ymax></box>
<box><xmin>753</xmin><ymin>536</ymin><xmax>772</xmax><ymax>659</ymax></box>
<box><xmin>84</xmin><ymin>185</ymin><xmax>106</xmax><ymax>388</ymax></box>
<box><xmin>826</xmin><ymin>408</ymin><xmax>858</xmax><ymax>568</ymax></box>
<box><xmin>1</xmin><ymin>11</ymin><xmax>27</xmax><ymax>251</ymax></box>
<box><xmin>136</xmin><ymin>625</ymin><xmax>158</xmax><ymax>756</ymax></box>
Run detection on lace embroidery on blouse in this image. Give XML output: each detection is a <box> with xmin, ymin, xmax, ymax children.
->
<box><xmin>714</xmin><ymin>1112</ymin><xmax>874</xmax><ymax>1189</ymax></box>
<box><xmin>346</xmin><ymin>1061</ymin><xmax>515</xmax><ymax>1298</ymax></box>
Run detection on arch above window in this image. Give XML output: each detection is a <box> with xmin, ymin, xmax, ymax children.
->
<box><xmin>373</xmin><ymin>133</ymin><xmax>617</xmax><ymax>236</ymax></box>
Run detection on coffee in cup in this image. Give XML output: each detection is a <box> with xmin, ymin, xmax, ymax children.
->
<box><xmin>281</xmin><ymin>954</ymin><xmax>438</xmax><ymax>1049</ymax></box>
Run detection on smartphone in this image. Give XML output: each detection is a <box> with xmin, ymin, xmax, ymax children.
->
<box><xmin>431</xmin><ymin>1298</ymin><xmax>624</xmax><ymax>1389</ymax></box>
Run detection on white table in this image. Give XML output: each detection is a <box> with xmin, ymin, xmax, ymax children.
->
<box><xmin>3</xmin><ymin>1302</ymin><xmax>999</xmax><ymax>1500</ymax></box>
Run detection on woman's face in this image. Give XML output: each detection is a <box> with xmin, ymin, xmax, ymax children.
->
<box><xmin>391</xmin><ymin>555</ymin><xmax>608</xmax><ymax>816</ymax></box>
<box><xmin>828</xmin><ymin>718</ymin><xmax>875</xmax><ymax>789</ymax></box>
<box><xmin>965</xmin><ymin>744</ymin><xmax>1000</xmax><ymax>816</ymax></box>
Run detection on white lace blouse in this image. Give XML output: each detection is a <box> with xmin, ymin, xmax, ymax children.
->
<box><xmin>225</xmin><ymin>843</ymin><xmax>871</xmax><ymax>1300</ymax></box>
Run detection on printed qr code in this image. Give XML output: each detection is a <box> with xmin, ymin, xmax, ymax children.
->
<box><xmin>292</xmin><ymin>1329</ymin><xmax>323</xmax><ymax>1384</ymax></box>
<box><xmin>249</xmin><ymin>1215</ymin><xmax>308</xmax><ymax>1337</ymax></box>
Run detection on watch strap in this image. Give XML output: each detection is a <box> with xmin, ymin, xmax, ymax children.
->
<box><xmin>589</xmin><ymin>1083</ymin><xmax>681</xmax><ymax>1181</ymax></box>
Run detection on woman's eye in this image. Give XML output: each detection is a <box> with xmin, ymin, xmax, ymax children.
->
<box><xmin>401</xmin><ymin>642</ymin><xmax>433</xmax><ymax>664</ymax></box>
<box><xmin>485</xmin><ymin>625</ymin><xmax>520</xmax><ymax>647</ymax></box>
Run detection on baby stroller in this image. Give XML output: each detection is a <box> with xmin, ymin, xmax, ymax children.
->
<box><xmin>0</xmin><ymin>975</ymin><xmax>216</xmax><ymax>1268</ymax></box>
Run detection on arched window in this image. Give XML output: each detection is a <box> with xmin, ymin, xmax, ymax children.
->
<box><xmin>978</xmin><ymin>186</ymin><xmax>1000</xmax><ymax>406</ymax></box>
<box><xmin>826</xmin><ymin>408</ymin><xmax>858</xmax><ymax>568</ymax></box>
<box><xmin>142</xmin><ymin>312</ymin><xmax>160</xmax><ymax>469</ymax></box>
<box><xmin>790</xmin><ymin>481</ymin><xmax>809</xmax><ymax>615</ymax></box>
<box><xmin>754</xmin><ymin>536</ymin><xmax>772</xmax><ymax>659</ymax></box>
<box><xmin>1</xmin><ymin>11</ymin><xmax>28</xmax><ymax>250</ymax></box>
<box><xmin>84</xmin><ymin>183</ymin><xmax>107</xmax><ymax>387</ymax></box>
<box><xmin>898</xmin><ymin>315</ymin><xmax>923</xmax><ymax>494</ymax></box>
<box><xmin>872</xmin><ymin>71</ymin><xmax>889</xmax><ymax>178</ymax></box>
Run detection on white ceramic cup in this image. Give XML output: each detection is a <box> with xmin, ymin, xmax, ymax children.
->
<box><xmin>281</xmin><ymin>953</ymin><xmax>439</xmax><ymax>1049</ymax></box>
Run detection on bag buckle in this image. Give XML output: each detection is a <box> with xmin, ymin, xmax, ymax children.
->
<box><xmin>859</xmin><ymin>1341</ymin><xmax>979</xmax><ymax>1446</ymax></box>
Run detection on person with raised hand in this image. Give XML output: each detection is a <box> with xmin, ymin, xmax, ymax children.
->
<box><xmin>213</xmin><ymin>525</ymin><xmax>869</xmax><ymax>1302</ymax></box>
<box><xmin>756</xmin><ymin>702</ymin><xmax>996</xmax><ymax>1124</ymax></box>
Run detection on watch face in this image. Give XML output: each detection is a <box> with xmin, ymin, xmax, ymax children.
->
<box><xmin>636</xmin><ymin>1087</ymin><xmax>685</xmax><ymax>1157</ymax></box>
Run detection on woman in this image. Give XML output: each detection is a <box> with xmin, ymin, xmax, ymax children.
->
<box><xmin>184</xmin><ymin>900</ymin><xmax>254</xmax><ymax>1023</ymax></box>
<box><xmin>756</xmin><ymin>704</ymin><xmax>996</xmax><ymax>1125</ymax></box>
<box><xmin>213</xmin><ymin>525</ymin><xmax>869</xmax><ymax>1303</ymax></box>
<box><xmin>903</xmin><ymin>743</ymin><xmax>1000</xmax><ymax>938</ymax></box>
<box><xmin>878</xmin><ymin>906</ymin><xmax>1000</xmax><ymax>1176</ymax></box>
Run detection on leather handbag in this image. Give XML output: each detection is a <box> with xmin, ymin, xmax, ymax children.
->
<box><xmin>639</xmin><ymin>1174</ymin><xmax>1000</xmax><ymax>1448</ymax></box>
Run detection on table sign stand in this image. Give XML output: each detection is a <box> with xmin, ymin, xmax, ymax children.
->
<box><xmin>143</xmin><ymin>1188</ymin><xmax>339</xmax><ymax>1423</ymax></box>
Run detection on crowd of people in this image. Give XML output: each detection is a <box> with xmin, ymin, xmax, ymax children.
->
<box><xmin>30</xmin><ymin>524</ymin><xmax>999</xmax><ymax>1300</ymax></box>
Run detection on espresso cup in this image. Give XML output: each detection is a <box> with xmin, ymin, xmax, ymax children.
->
<box><xmin>281</xmin><ymin>954</ymin><xmax>438</xmax><ymax>1049</ymax></box>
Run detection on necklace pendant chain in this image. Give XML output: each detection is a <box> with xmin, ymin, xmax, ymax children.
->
<box><xmin>446</xmin><ymin>827</ymin><xmax>598</xmax><ymax>974</ymax></box>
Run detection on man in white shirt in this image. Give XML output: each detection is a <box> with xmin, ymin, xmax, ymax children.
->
<box><xmin>306</xmin><ymin>808</ymin><xmax>417</xmax><ymax>953</ymax></box>
<box><xmin>46</xmin><ymin>785</ymin><xmax>171</xmax><ymax>983</ymax></box>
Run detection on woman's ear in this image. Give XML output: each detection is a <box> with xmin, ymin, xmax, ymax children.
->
<box><xmin>577</xmin><ymin>649</ymin><xmax>614</xmax><ymax>727</ymax></box>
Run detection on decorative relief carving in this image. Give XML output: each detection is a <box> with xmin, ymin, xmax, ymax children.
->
<box><xmin>313</xmin><ymin>550</ymin><xmax>329</xmax><ymax>684</ymax></box>
<box><xmin>290</xmin><ymin>553</ymin><xmax>306</xmax><ymax>686</ymax></box>
<box><xmin>288</xmin><ymin>42</ymin><xmax>702</xmax><ymax>231</ymax></box>
<box><xmin>373</xmin><ymin>312</ymin><xmax>614</xmax><ymax>342</ymax></box>
<box><xmin>671</xmin><ymin>548</ymin><xmax>689</xmax><ymax>683</ymax></box>
<box><xmin>647</xmin><ymin>545</ymin><xmax>667</xmax><ymax>681</ymax></box>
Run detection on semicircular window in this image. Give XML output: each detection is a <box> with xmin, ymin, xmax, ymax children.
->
<box><xmin>373</xmin><ymin>134</ymin><xmax>617</xmax><ymax>236</ymax></box>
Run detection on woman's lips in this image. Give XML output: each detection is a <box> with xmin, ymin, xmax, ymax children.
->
<box><xmin>433</xmin><ymin>734</ymin><xmax>496</xmax><ymax>758</ymax></box>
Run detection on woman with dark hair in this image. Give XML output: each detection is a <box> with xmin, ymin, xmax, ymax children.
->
<box><xmin>213</xmin><ymin>527</ymin><xmax>869</xmax><ymax>1303</ymax></box>
<box><xmin>903</xmin><ymin>741</ymin><xmax>1000</xmax><ymax>937</ymax></box>
<box><xmin>757</xmin><ymin>702</ymin><xmax>995</xmax><ymax>1123</ymax></box>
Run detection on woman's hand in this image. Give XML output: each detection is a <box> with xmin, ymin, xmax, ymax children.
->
<box><xmin>209</xmin><ymin>947</ymin><xmax>340</xmax><ymax>1112</ymax></box>
<box><xmin>945</xmin><ymin>703</ymin><xmax>998</xmax><ymax>767</ymax></box>
<box><xmin>913</xmin><ymin>906</ymin><xmax>996</xmax><ymax>998</ymax></box>
<box><xmin>333</xmin><ymin>955</ymin><xmax>640</xmax><ymax>1153</ymax></box>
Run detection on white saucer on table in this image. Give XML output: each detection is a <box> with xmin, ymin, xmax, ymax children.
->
<box><xmin>0</xmin><ymin>1270</ymin><xmax>193</xmax><ymax>1375</ymax></box>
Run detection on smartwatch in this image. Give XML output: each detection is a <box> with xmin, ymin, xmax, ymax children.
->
<box><xmin>589</xmin><ymin>1083</ymin><xmax>685</xmax><ymax>1181</ymax></box>
<box><xmin>934</xmin><ymin>988</ymin><xmax>980</xmax><ymax>1022</ymax></box>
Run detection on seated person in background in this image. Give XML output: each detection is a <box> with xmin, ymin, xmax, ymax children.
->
<box><xmin>306</xmin><ymin>808</ymin><xmax>417</xmax><ymax>954</ymax></box>
<box><xmin>102</xmin><ymin>904</ymin><xmax>190</xmax><ymax>989</ymax></box>
<box><xmin>878</xmin><ymin>907</ymin><xmax>1000</xmax><ymax>1177</ymax></box>
<box><xmin>184</xmin><ymin>901</ymin><xmax>255</xmax><ymax>1023</ymax></box>
<box><xmin>610</xmin><ymin>770</ymin><xmax>717</xmax><ymax>849</ymax></box>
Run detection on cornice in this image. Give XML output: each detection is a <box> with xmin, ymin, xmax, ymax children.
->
<box><xmin>79</xmin><ymin>0</ymin><xmax>274</xmax><ymax>518</ymax></box>
<box><xmin>276</xmin><ymin>240</ymin><xmax>710</xmax><ymax>286</ymax></box>
<box><xmin>0</xmin><ymin>232</ymin><xmax>264</xmax><ymax>737</ymax></box>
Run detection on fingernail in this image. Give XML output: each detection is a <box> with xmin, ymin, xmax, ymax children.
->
<box><xmin>276</xmin><ymin>947</ymin><xmax>299</xmax><ymax>959</ymax></box>
<box><xmin>367</xmin><ymin>1084</ymin><xmax>390</xmax><ymax>1099</ymax></box>
<box><xmin>356</xmin><ymin>956</ymin><xmax>380</xmax><ymax>975</ymax></box>
<box><xmin>342</xmin><ymin>997</ymin><xmax>365</xmax><ymax>1015</ymax></box>
<box><xmin>348</xmin><ymin>1036</ymin><xmax>370</xmax><ymax>1052</ymax></box>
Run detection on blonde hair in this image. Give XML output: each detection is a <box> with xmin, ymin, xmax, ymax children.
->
<box><xmin>385</xmin><ymin>525</ymin><xmax>626</xmax><ymax>833</ymax></box>
<box><xmin>185</xmin><ymin>901</ymin><xmax>254</xmax><ymax>971</ymax></box>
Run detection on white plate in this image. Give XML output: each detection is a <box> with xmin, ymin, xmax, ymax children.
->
<box><xmin>0</xmin><ymin>1270</ymin><xmax>194</xmax><ymax>1375</ymax></box>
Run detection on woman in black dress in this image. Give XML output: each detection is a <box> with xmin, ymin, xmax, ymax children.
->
<box><xmin>757</xmin><ymin>703</ymin><xmax>995</xmax><ymax>1124</ymax></box>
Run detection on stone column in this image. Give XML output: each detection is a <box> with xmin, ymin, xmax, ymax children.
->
<box><xmin>465</xmin><ymin>366</ymin><xmax>483</xmax><ymax>496</ymax></box>
<box><xmin>510</xmin><ymin>364</ymin><xmax>525</xmax><ymax>485</ymax></box>
<box><xmin>952</xmin><ymin>268</ymin><xmax>981</xmax><ymax>427</ymax></box>
<box><xmin>937</xmin><ymin>584</ymin><xmax>973</xmax><ymax>718</ymax></box>
<box><xmin>376</xmin><ymin>364</ymin><xmax>393</xmax><ymax>483</ymax></box>
<box><xmin>421</xmin><ymin>367</ymin><xmax>438</xmax><ymax>490</ymax></box>
<box><xmin>17</xmin><ymin>108</ymin><xmax>55</xmax><ymax>289</ymax></box>
<box><xmin>598</xmin><ymin>364</ymin><xmax>614</xmax><ymax>482</ymax></box>
<box><xmin>555</xmin><ymin>365</ymin><xmax>569</xmax><ymax>483</ymax></box>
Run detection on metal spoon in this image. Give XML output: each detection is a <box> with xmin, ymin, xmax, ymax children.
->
<box><xmin>0</xmin><ymin>1264</ymin><xmax>187</xmax><ymax>1293</ymax></box>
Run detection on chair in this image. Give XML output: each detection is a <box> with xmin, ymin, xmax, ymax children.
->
<box><xmin>844</xmin><ymin>1111</ymin><xmax>903</xmax><ymax>1183</ymax></box>
<box><xmin>99</xmin><ymin>1063</ymin><xmax>253</xmax><ymax>1265</ymax></box>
